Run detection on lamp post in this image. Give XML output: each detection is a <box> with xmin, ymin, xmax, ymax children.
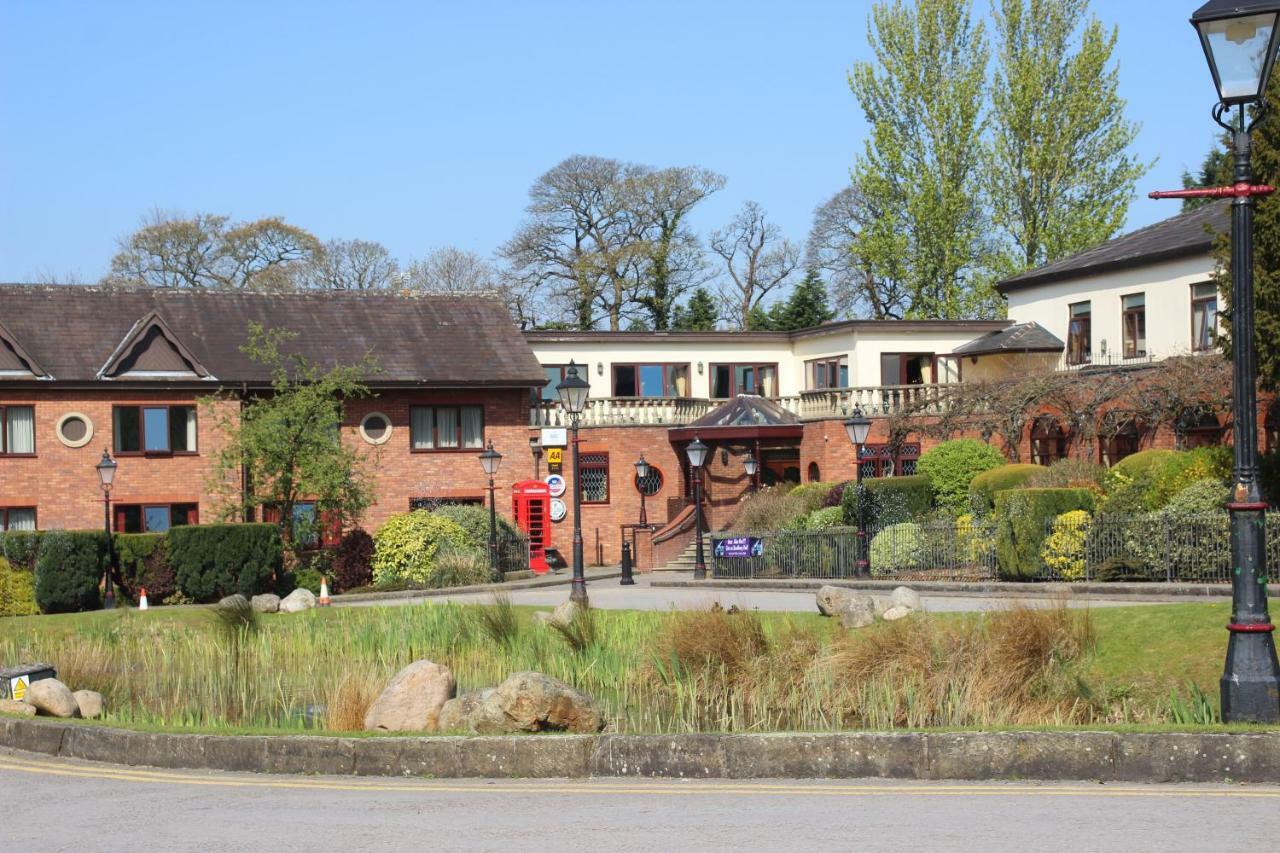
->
<box><xmin>530</xmin><ymin>436</ymin><xmax>543</xmax><ymax>481</ymax></box>
<box><xmin>743</xmin><ymin>452</ymin><xmax>759</xmax><ymax>493</ymax></box>
<box><xmin>634</xmin><ymin>454</ymin><xmax>651</xmax><ymax>526</ymax></box>
<box><xmin>843</xmin><ymin>405</ymin><xmax>872</xmax><ymax>576</ymax></box>
<box><xmin>686</xmin><ymin>436</ymin><xmax>710</xmax><ymax>580</ymax></box>
<box><xmin>1147</xmin><ymin>0</ymin><xmax>1280</xmax><ymax>722</ymax></box>
<box><xmin>479</xmin><ymin>441</ymin><xmax>504</xmax><ymax>583</ymax></box>
<box><xmin>556</xmin><ymin>360</ymin><xmax>591</xmax><ymax>604</ymax></box>
<box><xmin>95</xmin><ymin>449</ymin><xmax>117</xmax><ymax>609</ymax></box>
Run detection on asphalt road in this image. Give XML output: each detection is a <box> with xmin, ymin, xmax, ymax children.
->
<box><xmin>1</xmin><ymin>749</ymin><xmax>1275</xmax><ymax>852</ymax></box>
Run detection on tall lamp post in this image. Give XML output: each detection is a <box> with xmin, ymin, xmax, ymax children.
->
<box><xmin>843</xmin><ymin>406</ymin><xmax>872</xmax><ymax>575</ymax></box>
<box><xmin>95</xmin><ymin>449</ymin><xmax>117</xmax><ymax>609</ymax></box>
<box><xmin>634</xmin><ymin>454</ymin><xmax>651</xmax><ymax>526</ymax></box>
<box><xmin>743</xmin><ymin>452</ymin><xmax>759</xmax><ymax>493</ymax></box>
<box><xmin>1147</xmin><ymin>1</ymin><xmax>1280</xmax><ymax>722</ymax></box>
<box><xmin>479</xmin><ymin>441</ymin><xmax>504</xmax><ymax>583</ymax></box>
<box><xmin>686</xmin><ymin>436</ymin><xmax>710</xmax><ymax>580</ymax></box>
<box><xmin>556</xmin><ymin>361</ymin><xmax>591</xmax><ymax>604</ymax></box>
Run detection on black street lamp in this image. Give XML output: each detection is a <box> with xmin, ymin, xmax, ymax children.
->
<box><xmin>556</xmin><ymin>360</ymin><xmax>591</xmax><ymax>604</ymax></box>
<box><xmin>843</xmin><ymin>405</ymin><xmax>872</xmax><ymax>576</ymax></box>
<box><xmin>743</xmin><ymin>452</ymin><xmax>759</xmax><ymax>493</ymax></box>
<box><xmin>95</xmin><ymin>449</ymin><xmax>117</xmax><ymax>609</ymax></box>
<box><xmin>1152</xmin><ymin>0</ymin><xmax>1280</xmax><ymax>722</ymax></box>
<box><xmin>479</xmin><ymin>441</ymin><xmax>504</xmax><ymax>583</ymax></box>
<box><xmin>634</xmin><ymin>454</ymin><xmax>651</xmax><ymax>526</ymax></box>
<box><xmin>686</xmin><ymin>436</ymin><xmax>710</xmax><ymax>580</ymax></box>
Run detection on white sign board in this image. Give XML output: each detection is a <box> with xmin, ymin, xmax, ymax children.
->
<box><xmin>540</xmin><ymin>428</ymin><xmax>568</xmax><ymax>447</ymax></box>
<box><xmin>549</xmin><ymin>498</ymin><xmax>567</xmax><ymax>522</ymax></box>
<box><xmin>545</xmin><ymin>474</ymin><xmax>566</xmax><ymax>498</ymax></box>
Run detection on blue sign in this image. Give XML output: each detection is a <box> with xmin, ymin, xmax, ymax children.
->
<box><xmin>713</xmin><ymin>536</ymin><xmax>763</xmax><ymax>558</ymax></box>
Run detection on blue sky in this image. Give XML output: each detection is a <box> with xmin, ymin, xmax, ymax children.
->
<box><xmin>0</xmin><ymin>1</ymin><xmax>1228</xmax><ymax>283</ymax></box>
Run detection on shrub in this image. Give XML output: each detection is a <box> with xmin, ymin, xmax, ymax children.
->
<box><xmin>994</xmin><ymin>488</ymin><xmax>1096</xmax><ymax>580</ymax></box>
<box><xmin>1027</xmin><ymin>458</ymin><xmax>1107</xmax><ymax>491</ymax></box>
<box><xmin>1111</xmin><ymin>449</ymin><xmax>1178</xmax><ymax>479</ymax></box>
<box><xmin>1163</xmin><ymin>477</ymin><xmax>1229</xmax><ymax>516</ymax></box>
<box><xmin>917</xmin><ymin>439</ymin><xmax>1006</xmax><ymax>513</ymax></box>
<box><xmin>114</xmin><ymin>533</ymin><xmax>175</xmax><ymax>604</ymax></box>
<box><xmin>868</xmin><ymin>522</ymin><xmax>924</xmax><ymax>575</ymax></box>
<box><xmin>0</xmin><ymin>531</ymin><xmax>41</xmax><ymax>574</ymax></box>
<box><xmin>167</xmin><ymin>523</ymin><xmax>283</xmax><ymax>602</ymax></box>
<box><xmin>293</xmin><ymin>566</ymin><xmax>324</xmax><ymax>595</ymax></box>
<box><xmin>430</xmin><ymin>504</ymin><xmax>526</xmax><ymax>571</ymax></box>
<box><xmin>955</xmin><ymin>513</ymin><xmax>995</xmax><ymax>565</ymax></box>
<box><xmin>34</xmin><ymin>530</ymin><xmax>106</xmax><ymax>613</ymax></box>
<box><xmin>803</xmin><ymin>506</ymin><xmax>845</xmax><ymax>530</ymax></box>
<box><xmin>822</xmin><ymin>481</ymin><xmax>852</xmax><ymax>509</ymax></box>
<box><xmin>841</xmin><ymin>475</ymin><xmax>933</xmax><ymax>528</ymax></box>
<box><xmin>733</xmin><ymin>487</ymin><xmax>810</xmax><ymax>532</ymax></box>
<box><xmin>968</xmin><ymin>464</ymin><xmax>1041</xmax><ymax>512</ymax></box>
<box><xmin>331</xmin><ymin>528</ymin><xmax>374</xmax><ymax>591</ymax></box>
<box><xmin>1040</xmin><ymin>510</ymin><xmax>1091</xmax><ymax>581</ymax></box>
<box><xmin>371</xmin><ymin>510</ymin><xmax>471</xmax><ymax>585</ymax></box>
<box><xmin>1146</xmin><ymin>447</ymin><xmax>1231</xmax><ymax>509</ymax></box>
<box><xmin>0</xmin><ymin>556</ymin><xmax>38</xmax><ymax>617</ymax></box>
<box><xmin>788</xmin><ymin>482</ymin><xmax>837</xmax><ymax>515</ymax></box>
<box><xmin>426</xmin><ymin>547</ymin><xmax>492</xmax><ymax>588</ymax></box>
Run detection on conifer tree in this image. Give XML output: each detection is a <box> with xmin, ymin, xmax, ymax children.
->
<box><xmin>671</xmin><ymin>287</ymin><xmax>720</xmax><ymax>331</ymax></box>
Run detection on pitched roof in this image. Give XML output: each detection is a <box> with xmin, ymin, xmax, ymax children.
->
<box><xmin>996</xmin><ymin>203</ymin><xmax>1227</xmax><ymax>294</ymax></box>
<box><xmin>951</xmin><ymin>322</ymin><xmax>1064</xmax><ymax>356</ymax></box>
<box><xmin>0</xmin><ymin>285</ymin><xmax>544</xmax><ymax>387</ymax></box>
<box><xmin>0</xmin><ymin>318</ymin><xmax>49</xmax><ymax>378</ymax></box>
<box><xmin>687</xmin><ymin>395</ymin><xmax>802</xmax><ymax>429</ymax></box>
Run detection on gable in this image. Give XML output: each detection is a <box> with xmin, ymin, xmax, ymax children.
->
<box><xmin>0</xmin><ymin>319</ymin><xmax>48</xmax><ymax>378</ymax></box>
<box><xmin>99</xmin><ymin>311</ymin><xmax>212</xmax><ymax>380</ymax></box>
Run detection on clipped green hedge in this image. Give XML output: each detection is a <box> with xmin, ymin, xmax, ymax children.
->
<box><xmin>34</xmin><ymin>530</ymin><xmax>107</xmax><ymax>613</ymax></box>
<box><xmin>1111</xmin><ymin>449</ymin><xmax>1178</xmax><ymax>479</ymax></box>
<box><xmin>917</xmin><ymin>439</ymin><xmax>1006</xmax><ymax>513</ymax></box>
<box><xmin>114</xmin><ymin>533</ymin><xmax>176</xmax><ymax>604</ymax></box>
<box><xmin>841</xmin><ymin>475</ymin><xmax>934</xmax><ymax>529</ymax></box>
<box><xmin>969</xmin><ymin>463</ymin><xmax>1041</xmax><ymax>512</ymax></box>
<box><xmin>167</xmin><ymin>523</ymin><xmax>283</xmax><ymax>602</ymax></box>
<box><xmin>994</xmin><ymin>488</ymin><xmax>1096</xmax><ymax>580</ymax></box>
<box><xmin>0</xmin><ymin>556</ymin><xmax>38</xmax><ymax>617</ymax></box>
<box><xmin>0</xmin><ymin>530</ymin><xmax>41</xmax><ymax>574</ymax></box>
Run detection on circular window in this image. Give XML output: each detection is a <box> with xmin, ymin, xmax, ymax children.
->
<box><xmin>55</xmin><ymin>412</ymin><xmax>94</xmax><ymax>448</ymax></box>
<box><xmin>359</xmin><ymin>411</ymin><xmax>393</xmax><ymax>445</ymax></box>
<box><xmin>635</xmin><ymin>466</ymin><xmax>664</xmax><ymax>497</ymax></box>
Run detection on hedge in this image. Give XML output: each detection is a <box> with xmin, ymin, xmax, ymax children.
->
<box><xmin>372</xmin><ymin>511</ymin><xmax>471</xmax><ymax>586</ymax></box>
<box><xmin>114</xmin><ymin>533</ymin><xmax>175</xmax><ymax>604</ymax></box>
<box><xmin>917</xmin><ymin>439</ymin><xmax>1006</xmax><ymax>513</ymax></box>
<box><xmin>167</xmin><ymin>523</ymin><xmax>283</xmax><ymax>602</ymax></box>
<box><xmin>0</xmin><ymin>556</ymin><xmax>38</xmax><ymax>617</ymax></box>
<box><xmin>994</xmin><ymin>488</ymin><xmax>1096</xmax><ymax>580</ymax></box>
<box><xmin>841</xmin><ymin>475</ymin><xmax>933</xmax><ymax>529</ymax></box>
<box><xmin>969</xmin><ymin>463</ymin><xmax>1041</xmax><ymax>512</ymax></box>
<box><xmin>429</xmin><ymin>504</ymin><xmax>527</xmax><ymax>572</ymax></box>
<box><xmin>35</xmin><ymin>530</ymin><xmax>107</xmax><ymax>613</ymax></box>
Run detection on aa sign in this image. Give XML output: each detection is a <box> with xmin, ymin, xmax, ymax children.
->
<box><xmin>546</xmin><ymin>448</ymin><xmax>563</xmax><ymax>465</ymax></box>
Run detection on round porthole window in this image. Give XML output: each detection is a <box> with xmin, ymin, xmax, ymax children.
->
<box><xmin>55</xmin><ymin>412</ymin><xmax>94</xmax><ymax>449</ymax></box>
<box><xmin>359</xmin><ymin>411</ymin><xmax>393</xmax><ymax>445</ymax></box>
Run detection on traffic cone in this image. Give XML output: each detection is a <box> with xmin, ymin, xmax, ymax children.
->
<box><xmin>138</xmin><ymin>587</ymin><xmax>149</xmax><ymax>611</ymax></box>
<box><xmin>319</xmin><ymin>576</ymin><xmax>331</xmax><ymax>607</ymax></box>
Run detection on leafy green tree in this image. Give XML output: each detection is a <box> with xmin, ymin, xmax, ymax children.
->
<box><xmin>768</xmin><ymin>268</ymin><xmax>835</xmax><ymax>331</ymax></box>
<box><xmin>671</xmin><ymin>287</ymin><xmax>719</xmax><ymax>330</ymax></box>
<box><xmin>203</xmin><ymin>324</ymin><xmax>377</xmax><ymax>548</ymax></box>
<box><xmin>988</xmin><ymin>0</ymin><xmax>1150</xmax><ymax>273</ymax></box>
<box><xmin>849</xmin><ymin>0</ymin><xmax>994</xmax><ymax>319</ymax></box>
<box><xmin>1181</xmin><ymin>137</ymin><xmax>1232</xmax><ymax>212</ymax></box>
<box><xmin>745</xmin><ymin>304</ymin><xmax>776</xmax><ymax>331</ymax></box>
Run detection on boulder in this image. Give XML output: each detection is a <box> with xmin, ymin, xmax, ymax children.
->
<box><xmin>548</xmin><ymin>600</ymin><xmax>580</xmax><ymax>627</ymax></box>
<box><xmin>24</xmin><ymin>678</ymin><xmax>79</xmax><ymax>718</ymax></box>
<box><xmin>250</xmin><ymin>593</ymin><xmax>281</xmax><ymax>614</ymax></box>
<box><xmin>363</xmin><ymin>660</ymin><xmax>457</xmax><ymax>732</ymax></box>
<box><xmin>73</xmin><ymin>690</ymin><xmax>106</xmax><ymax>720</ymax></box>
<box><xmin>871</xmin><ymin>596</ymin><xmax>892</xmax><ymax>618</ymax></box>
<box><xmin>816</xmin><ymin>585</ymin><xmax>854</xmax><ymax>617</ymax></box>
<box><xmin>279</xmin><ymin>588</ymin><xmax>317</xmax><ymax>613</ymax></box>
<box><xmin>217</xmin><ymin>594</ymin><xmax>249</xmax><ymax>609</ymax></box>
<box><xmin>436</xmin><ymin>688</ymin><xmax>498</xmax><ymax>733</ymax></box>
<box><xmin>882</xmin><ymin>605</ymin><xmax>914</xmax><ymax>622</ymax></box>
<box><xmin>485</xmin><ymin>671</ymin><xmax>604</xmax><ymax>734</ymax></box>
<box><xmin>890</xmin><ymin>586</ymin><xmax>922</xmax><ymax>613</ymax></box>
<box><xmin>838</xmin><ymin>596</ymin><xmax>876</xmax><ymax>629</ymax></box>
<box><xmin>0</xmin><ymin>699</ymin><xmax>36</xmax><ymax>717</ymax></box>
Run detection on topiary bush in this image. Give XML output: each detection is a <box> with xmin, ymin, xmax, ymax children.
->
<box><xmin>34</xmin><ymin>530</ymin><xmax>106</xmax><ymax>613</ymax></box>
<box><xmin>969</xmin><ymin>463</ymin><xmax>1041</xmax><ymax>513</ymax></box>
<box><xmin>1111</xmin><ymin>448</ymin><xmax>1178</xmax><ymax>479</ymax></box>
<box><xmin>167</xmin><ymin>523</ymin><xmax>283</xmax><ymax>603</ymax></box>
<box><xmin>114</xmin><ymin>533</ymin><xmax>175</xmax><ymax>604</ymax></box>
<box><xmin>1040</xmin><ymin>510</ymin><xmax>1091</xmax><ymax>581</ymax></box>
<box><xmin>994</xmin><ymin>488</ymin><xmax>1096</xmax><ymax>580</ymax></box>
<box><xmin>371</xmin><ymin>510</ymin><xmax>471</xmax><ymax>586</ymax></box>
<box><xmin>0</xmin><ymin>556</ymin><xmax>38</xmax><ymax>617</ymax></box>
<box><xmin>331</xmin><ymin>528</ymin><xmax>374</xmax><ymax>591</ymax></box>
<box><xmin>868</xmin><ymin>522</ymin><xmax>924</xmax><ymax>575</ymax></box>
<box><xmin>917</xmin><ymin>439</ymin><xmax>1006</xmax><ymax>513</ymax></box>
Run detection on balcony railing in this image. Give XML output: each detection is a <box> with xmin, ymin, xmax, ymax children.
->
<box><xmin>528</xmin><ymin>385</ymin><xmax>950</xmax><ymax>427</ymax></box>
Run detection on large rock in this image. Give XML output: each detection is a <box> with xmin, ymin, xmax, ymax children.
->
<box><xmin>487</xmin><ymin>671</ymin><xmax>604</xmax><ymax>734</ymax></box>
<box><xmin>890</xmin><ymin>586</ymin><xmax>922</xmax><ymax>613</ymax></box>
<box><xmin>217</xmin><ymin>594</ymin><xmax>249</xmax><ymax>609</ymax></box>
<box><xmin>24</xmin><ymin>678</ymin><xmax>79</xmax><ymax>718</ymax></box>
<box><xmin>882</xmin><ymin>605</ymin><xmax>914</xmax><ymax>622</ymax></box>
<box><xmin>73</xmin><ymin>690</ymin><xmax>106</xmax><ymax>720</ymax></box>
<box><xmin>436</xmin><ymin>689</ymin><xmax>498</xmax><ymax>733</ymax></box>
<box><xmin>363</xmin><ymin>660</ymin><xmax>457</xmax><ymax>732</ymax></box>
<box><xmin>816</xmin><ymin>585</ymin><xmax>855</xmax><ymax>617</ymax></box>
<box><xmin>0</xmin><ymin>699</ymin><xmax>36</xmax><ymax>717</ymax></box>
<box><xmin>838</xmin><ymin>596</ymin><xmax>876</xmax><ymax>629</ymax></box>
<box><xmin>251</xmin><ymin>593</ymin><xmax>281</xmax><ymax>614</ymax></box>
<box><xmin>279</xmin><ymin>588</ymin><xmax>317</xmax><ymax>613</ymax></box>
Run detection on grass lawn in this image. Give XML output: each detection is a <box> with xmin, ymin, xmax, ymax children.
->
<box><xmin>0</xmin><ymin>598</ymin><xmax>1274</xmax><ymax>735</ymax></box>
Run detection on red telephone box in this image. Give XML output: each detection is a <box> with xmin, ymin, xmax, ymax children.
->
<box><xmin>512</xmin><ymin>480</ymin><xmax>552</xmax><ymax>574</ymax></box>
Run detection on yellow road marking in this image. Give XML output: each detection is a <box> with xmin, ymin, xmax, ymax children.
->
<box><xmin>0</xmin><ymin>755</ymin><xmax>1276</xmax><ymax>798</ymax></box>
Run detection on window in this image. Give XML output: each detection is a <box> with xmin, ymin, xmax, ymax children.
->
<box><xmin>807</xmin><ymin>462</ymin><xmax>821</xmax><ymax>482</ymax></box>
<box><xmin>0</xmin><ymin>507</ymin><xmax>36</xmax><ymax>531</ymax></box>
<box><xmin>806</xmin><ymin>356</ymin><xmax>849</xmax><ymax>390</ymax></box>
<box><xmin>537</xmin><ymin>365</ymin><xmax>568</xmax><ymax>402</ymax></box>
<box><xmin>580</xmin><ymin>452</ymin><xmax>609</xmax><ymax>504</ymax></box>
<box><xmin>1122</xmin><ymin>293</ymin><xmax>1146</xmax><ymax>359</ymax></box>
<box><xmin>857</xmin><ymin>444</ymin><xmax>921</xmax><ymax>479</ymax></box>
<box><xmin>112</xmin><ymin>405</ymin><xmax>196</xmax><ymax>454</ymax></box>
<box><xmin>1067</xmin><ymin>302</ymin><xmax>1091</xmax><ymax>365</ymax></box>
<box><xmin>1177</xmin><ymin>409</ymin><xmax>1223</xmax><ymax>450</ymax></box>
<box><xmin>935</xmin><ymin>355</ymin><xmax>961</xmax><ymax>384</ymax></box>
<box><xmin>880</xmin><ymin>354</ymin><xmax>934</xmax><ymax>386</ymax></box>
<box><xmin>115</xmin><ymin>502</ymin><xmax>198</xmax><ymax>533</ymax></box>
<box><xmin>409</xmin><ymin>405</ymin><xmax>484</xmax><ymax>450</ymax></box>
<box><xmin>1192</xmin><ymin>282</ymin><xmax>1217</xmax><ymax>351</ymax></box>
<box><xmin>711</xmin><ymin>363</ymin><xmax>778</xmax><ymax>397</ymax></box>
<box><xmin>634</xmin><ymin>465</ymin><xmax>663</xmax><ymax>497</ymax></box>
<box><xmin>1030</xmin><ymin>417</ymin><xmax>1068</xmax><ymax>466</ymax></box>
<box><xmin>0</xmin><ymin>405</ymin><xmax>34</xmax><ymax>455</ymax></box>
<box><xmin>55</xmin><ymin>412</ymin><xmax>94</xmax><ymax>448</ymax></box>
<box><xmin>612</xmin><ymin>364</ymin><xmax>690</xmax><ymax>397</ymax></box>
<box><xmin>409</xmin><ymin>496</ymin><xmax>484</xmax><ymax>511</ymax></box>
<box><xmin>358</xmin><ymin>411</ymin><xmax>393</xmax><ymax>445</ymax></box>
<box><xmin>1100</xmin><ymin>419</ymin><xmax>1141</xmax><ymax>467</ymax></box>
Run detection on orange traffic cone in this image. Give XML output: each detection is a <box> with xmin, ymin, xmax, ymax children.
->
<box><xmin>138</xmin><ymin>587</ymin><xmax>149</xmax><ymax>611</ymax></box>
<box><xmin>319</xmin><ymin>576</ymin><xmax>331</xmax><ymax>607</ymax></box>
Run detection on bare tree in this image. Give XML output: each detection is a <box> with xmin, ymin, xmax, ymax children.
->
<box><xmin>302</xmin><ymin>239</ymin><xmax>398</xmax><ymax>291</ymax></box>
<box><xmin>807</xmin><ymin>186</ymin><xmax>909</xmax><ymax>319</ymax></box>
<box><xmin>709</xmin><ymin>201</ymin><xmax>800</xmax><ymax>329</ymax></box>
<box><xmin>403</xmin><ymin>246</ymin><xmax>498</xmax><ymax>293</ymax></box>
